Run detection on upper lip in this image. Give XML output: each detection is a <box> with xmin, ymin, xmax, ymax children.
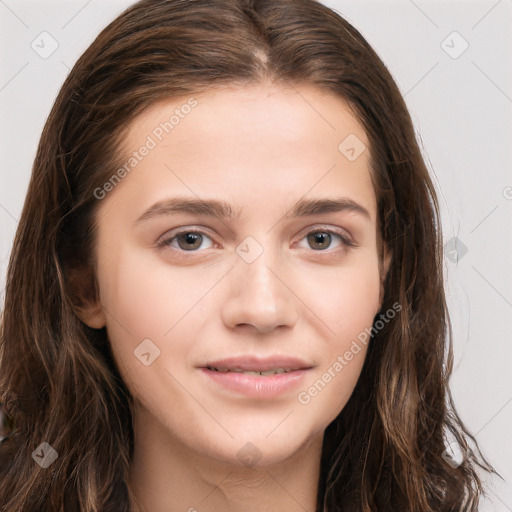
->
<box><xmin>201</xmin><ymin>355</ymin><xmax>313</xmax><ymax>372</ymax></box>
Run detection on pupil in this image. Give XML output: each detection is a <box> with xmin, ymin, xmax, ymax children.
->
<box><xmin>179</xmin><ymin>233</ymin><xmax>201</xmax><ymax>250</ymax></box>
<box><xmin>310</xmin><ymin>232</ymin><xmax>330</xmax><ymax>250</ymax></box>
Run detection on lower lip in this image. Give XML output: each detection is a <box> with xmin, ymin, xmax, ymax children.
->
<box><xmin>200</xmin><ymin>368</ymin><xmax>309</xmax><ymax>399</ymax></box>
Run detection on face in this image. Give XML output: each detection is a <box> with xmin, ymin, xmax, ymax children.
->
<box><xmin>84</xmin><ymin>83</ymin><xmax>389</xmax><ymax>467</ymax></box>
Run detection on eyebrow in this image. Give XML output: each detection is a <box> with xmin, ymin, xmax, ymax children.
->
<box><xmin>134</xmin><ymin>195</ymin><xmax>371</xmax><ymax>224</ymax></box>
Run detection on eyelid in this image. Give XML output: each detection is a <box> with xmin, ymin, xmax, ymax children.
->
<box><xmin>156</xmin><ymin>224</ymin><xmax>356</xmax><ymax>247</ymax></box>
<box><xmin>155</xmin><ymin>226</ymin><xmax>217</xmax><ymax>248</ymax></box>
<box><xmin>298</xmin><ymin>224</ymin><xmax>356</xmax><ymax>247</ymax></box>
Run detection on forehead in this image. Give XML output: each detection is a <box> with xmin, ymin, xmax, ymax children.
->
<box><xmin>126</xmin><ymin>83</ymin><xmax>367</xmax><ymax>145</ymax></box>
<box><xmin>103</xmin><ymin>83</ymin><xmax>376</xmax><ymax>225</ymax></box>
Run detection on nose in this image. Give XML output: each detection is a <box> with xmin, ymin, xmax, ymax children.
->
<box><xmin>221</xmin><ymin>244</ymin><xmax>299</xmax><ymax>335</ymax></box>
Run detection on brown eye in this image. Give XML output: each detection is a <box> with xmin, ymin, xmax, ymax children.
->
<box><xmin>307</xmin><ymin>231</ymin><xmax>332</xmax><ymax>250</ymax></box>
<box><xmin>176</xmin><ymin>232</ymin><xmax>204</xmax><ymax>251</ymax></box>
<box><xmin>301</xmin><ymin>229</ymin><xmax>355</xmax><ymax>252</ymax></box>
<box><xmin>158</xmin><ymin>229</ymin><xmax>214</xmax><ymax>252</ymax></box>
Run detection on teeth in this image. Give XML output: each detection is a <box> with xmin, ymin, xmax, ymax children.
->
<box><xmin>208</xmin><ymin>367</ymin><xmax>296</xmax><ymax>375</ymax></box>
<box><xmin>207</xmin><ymin>366</ymin><xmax>229</xmax><ymax>373</ymax></box>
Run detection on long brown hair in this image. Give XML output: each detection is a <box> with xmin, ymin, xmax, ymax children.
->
<box><xmin>0</xmin><ymin>0</ymin><xmax>495</xmax><ymax>510</ymax></box>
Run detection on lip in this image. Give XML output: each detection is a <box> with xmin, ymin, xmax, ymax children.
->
<box><xmin>198</xmin><ymin>355</ymin><xmax>313</xmax><ymax>399</ymax></box>
<box><xmin>202</xmin><ymin>355</ymin><xmax>313</xmax><ymax>372</ymax></box>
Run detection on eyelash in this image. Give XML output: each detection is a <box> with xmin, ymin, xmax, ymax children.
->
<box><xmin>156</xmin><ymin>226</ymin><xmax>357</xmax><ymax>256</ymax></box>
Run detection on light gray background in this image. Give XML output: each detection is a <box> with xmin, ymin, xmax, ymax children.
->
<box><xmin>1</xmin><ymin>0</ymin><xmax>511</xmax><ymax>509</ymax></box>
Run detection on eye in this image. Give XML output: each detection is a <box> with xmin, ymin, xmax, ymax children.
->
<box><xmin>157</xmin><ymin>229</ymin><xmax>215</xmax><ymax>252</ymax></box>
<box><xmin>156</xmin><ymin>226</ymin><xmax>356</xmax><ymax>255</ymax></box>
<box><xmin>297</xmin><ymin>228</ymin><xmax>356</xmax><ymax>252</ymax></box>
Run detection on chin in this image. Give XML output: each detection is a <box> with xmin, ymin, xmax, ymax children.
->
<box><xmin>195</xmin><ymin>421</ymin><xmax>323</xmax><ymax>469</ymax></box>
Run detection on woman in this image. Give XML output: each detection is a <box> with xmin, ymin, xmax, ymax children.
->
<box><xmin>0</xmin><ymin>0</ymin><xmax>495</xmax><ymax>510</ymax></box>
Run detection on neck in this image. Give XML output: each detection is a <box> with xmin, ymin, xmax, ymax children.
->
<box><xmin>128</xmin><ymin>405</ymin><xmax>324</xmax><ymax>512</ymax></box>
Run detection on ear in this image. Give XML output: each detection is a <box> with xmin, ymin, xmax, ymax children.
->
<box><xmin>66</xmin><ymin>265</ymin><xmax>106</xmax><ymax>329</ymax></box>
<box><xmin>378</xmin><ymin>244</ymin><xmax>392</xmax><ymax>307</ymax></box>
<box><xmin>75</xmin><ymin>301</ymin><xmax>107</xmax><ymax>330</ymax></box>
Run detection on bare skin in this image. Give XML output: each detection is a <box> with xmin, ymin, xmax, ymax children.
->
<box><xmin>79</xmin><ymin>83</ymin><xmax>390</xmax><ymax>512</ymax></box>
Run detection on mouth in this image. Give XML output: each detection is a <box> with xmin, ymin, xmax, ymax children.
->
<box><xmin>205</xmin><ymin>366</ymin><xmax>302</xmax><ymax>376</ymax></box>
<box><xmin>199</xmin><ymin>355</ymin><xmax>313</xmax><ymax>398</ymax></box>
<box><xmin>202</xmin><ymin>355</ymin><xmax>313</xmax><ymax>374</ymax></box>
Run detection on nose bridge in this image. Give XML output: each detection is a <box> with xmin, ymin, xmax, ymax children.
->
<box><xmin>221</xmin><ymin>234</ymin><xmax>298</xmax><ymax>333</ymax></box>
<box><xmin>237</xmin><ymin>234</ymin><xmax>284</xmax><ymax>310</ymax></box>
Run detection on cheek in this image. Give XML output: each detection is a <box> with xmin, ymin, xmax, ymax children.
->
<box><xmin>300</xmin><ymin>253</ymin><xmax>382</xmax><ymax>344</ymax></box>
<box><xmin>97</xmin><ymin>243</ymin><xmax>197</xmax><ymax>337</ymax></box>
<box><xmin>293</xmin><ymin>255</ymin><xmax>381</xmax><ymax>419</ymax></box>
<box><xmin>95</xmin><ymin>256</ymin><xmax>190</xmax><ymax>416</ymax></box>
<box><xmin>94</xmin><ymin>245</ymin><xmax>170</xmax><ymax>377</ymax></box>
<box><xmin>334</xmin><ymin>268</ymin><xmax>381</xmax><ymax>339</ymax></box>
<box><xmin>95</xmin><ymin>244</ymin><xmax>216</xmax><ymax>385</ymax></box>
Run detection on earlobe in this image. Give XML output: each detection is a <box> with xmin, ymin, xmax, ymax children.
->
<box><xmin>75</xmin><ymin>301</ymin><xmax>106</xmax><ymax>329</ymax></box>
